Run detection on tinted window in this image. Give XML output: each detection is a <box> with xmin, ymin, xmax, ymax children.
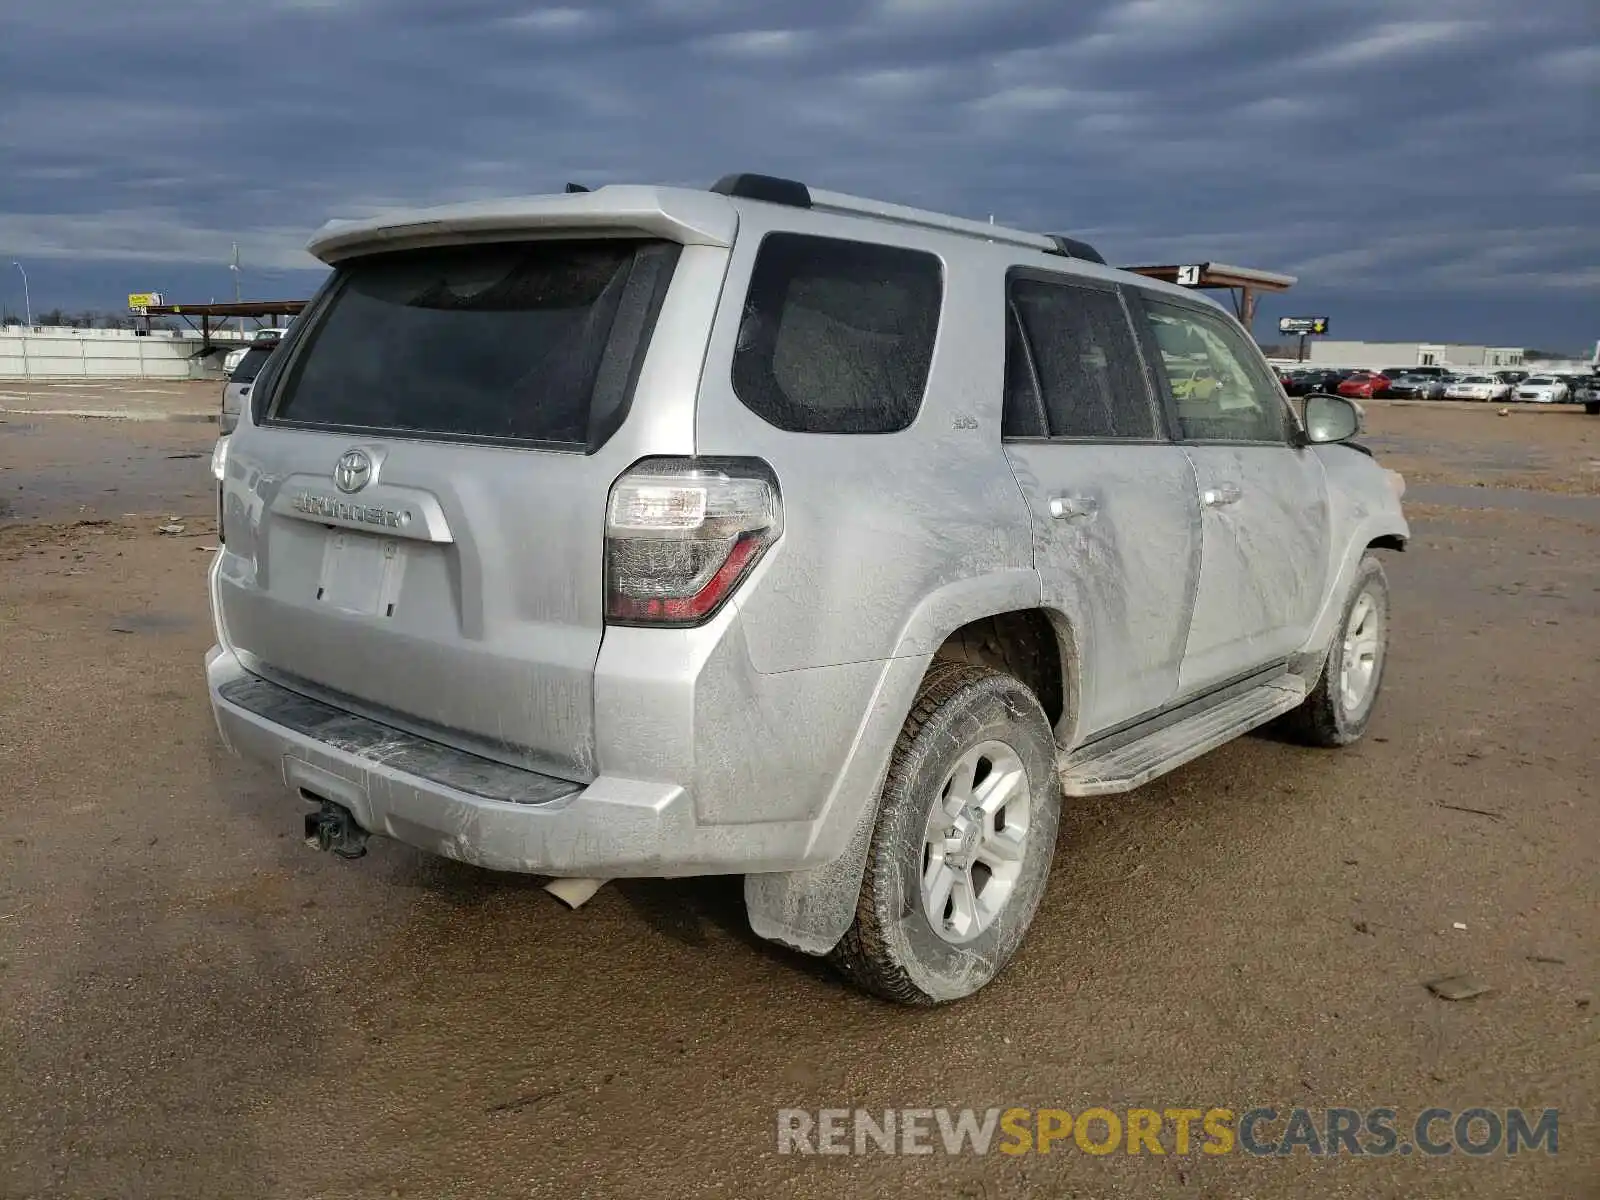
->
<box><xmin>1002</xmin><ymin>305</ymin><xmax>1047</xmax><ymax>438</ymax></box>
<box><xmin>1142</xmin><ymin>300</ymin><xmax>1290</xmax><ymax>443</ymax></box>
<box><xmin>732</xmin><ymin>233</ymin><xmax>942</xmax><ymax>434</ymax></box>
<box><xmin>269</xmin><ymin>239</ymin><xmax>679</xmax><ymax>448</ymax></box>
<box><xmin>1005</xmin><ymin>278</ymin><xmax>1154</xmax><ymax>439</ymax></box>
<box><xmin>230</xmin><ymin>344</ymin><xmax>275</xmax><ymax>384</ymax></box>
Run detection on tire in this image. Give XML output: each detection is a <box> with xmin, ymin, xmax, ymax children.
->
<box><xmin>1283</xmin><ymin>554</ymin><xmax>1391</xmax><ymax>748</ymax></box>
<box><xmin>1586</xmin><ymin>401</ymin><xmax>1599</xmax><ymax>416</ymax></box>
<box><xmin>830</xmin><ymin>662</ymin><xmax>1062</xmax><ymax>1005</ymax></box>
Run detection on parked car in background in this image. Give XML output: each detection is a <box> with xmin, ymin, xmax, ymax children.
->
<box><xmin>223</xmin><ymin>326</ymin><xmax>293</xmax><ymax>379</ymax></box>
<box><xmin>219</xmin><ymin>331</ymin><xmax>284</xmax><ymax>433</ymax></box>
<box><xmin>1557</xmin><ymin>375</ymin><xmax>1596</xmax><ymax>406</ymax></box>
<box><xmin>1581</xmin><ymin>374</ymin><xmax>1600</xmax><ymax>415</ymax></box>
<box><xmin>1496</xmin><ymin>370</ymin><xmax>1529</xmax><ymax>387</ymax></box>
<box><xmin>1514</xmin><ymin>376</ymin><xmax>1569</xmax><ymax>403</ymax></box>
<box><xmin>1338</xmin><ymin>370</ymin><xmax>1390</xmax><ymax>399</ymax></box>
<box><xmin>1445</xmin><ymin>374</ymin><xmax>1512</xmax><ymax>402</ymax></box>
<box><xmin>1285</xmin><ymin>368</ymin><xmax>1349</xmax><ymax>396</ymax></box>
<box><xmin>1386</xmin><ymin>372</ymin><xmax>1447</xmax><ymax>400</ymax></box>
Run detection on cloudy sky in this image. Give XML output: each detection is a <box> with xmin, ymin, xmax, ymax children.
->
<box><xmin>2</xmin><ymin>0</ymin><xmax>1596</xmax><ymax>347</ymax></box>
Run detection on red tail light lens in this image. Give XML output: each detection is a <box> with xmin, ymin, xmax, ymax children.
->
<box><xmin>604</xmin><ymin>458</ymin><xmax>781</xmax><ymax>626</ymax></box>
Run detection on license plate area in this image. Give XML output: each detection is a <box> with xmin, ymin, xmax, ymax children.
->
<box><xmin>315</xmin><ymin>530</ymin><xmax>407</xmax><ymax>617</ymax></box>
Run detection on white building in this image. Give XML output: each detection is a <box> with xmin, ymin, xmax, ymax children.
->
<box><xmin>1305</xmin><ymin>341</ymin><xmax>1525</xmax><ymax>370</ymax></box>
<box><xmin>0</xmin><ymin>324</ymin><xmax>233</xmax><ymax>380</ymax></box>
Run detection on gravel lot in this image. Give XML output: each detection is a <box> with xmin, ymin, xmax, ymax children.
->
<box><xmin>1</xmin><ymin>391</ymin><xmax>1596</xmax><ymax>1198</ymax></box>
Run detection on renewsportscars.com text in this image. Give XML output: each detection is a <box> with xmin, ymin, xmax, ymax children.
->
<box><xmin>777</xmin><ymin>1106</ymin><xmax>1559</xmax><ymax>1158</ymax></box>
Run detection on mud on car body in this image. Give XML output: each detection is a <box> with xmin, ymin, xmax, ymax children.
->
<box><xmin>206</xmin><ymin>174</ymin><xmax>1408</xmax><ymax>1004</ymax></box>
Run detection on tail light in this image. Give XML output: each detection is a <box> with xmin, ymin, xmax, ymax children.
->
<box><xmin>211</xmin><ymin>435</ymin><xmax>231</xmax><ymax>545</ymax></box>
<box><xmin>605</xmin><ymin>457</ymin><xmax>781</xmax><ymax>626</ymax></box>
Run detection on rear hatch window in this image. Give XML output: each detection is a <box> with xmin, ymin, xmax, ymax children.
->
<box><xmin>265</xmin><ymin>238</ymin><xmax>680</xmax><ymax>451</ymax></box>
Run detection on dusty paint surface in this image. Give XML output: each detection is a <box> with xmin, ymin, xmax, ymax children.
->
<box><xmin>2</xmin><ymin>409</ymin><xmax>1597</xmax><ymax>1198</ymax></box>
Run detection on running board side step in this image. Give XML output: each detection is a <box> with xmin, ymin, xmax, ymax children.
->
<box><xmin>1058</xmin><ymin>675</ymin><xmax>1308</xmax><ymax>797</ymax></box>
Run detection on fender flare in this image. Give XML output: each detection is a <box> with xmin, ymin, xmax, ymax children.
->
<box><xmin>744</xmin><ymin>569</ymin><xmax>1045</xmax><ymax>956</ymax></box>
<box><xmin>1297</xmin><ymin>514</ymin><xmax>1410</xmax><ymax>674</ymax></box>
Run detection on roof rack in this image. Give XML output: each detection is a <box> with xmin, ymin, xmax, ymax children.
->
<box><xmin>709</xmin><ymin>172</ymin><xmax>1104</xmax><ymax>265</ymax></box>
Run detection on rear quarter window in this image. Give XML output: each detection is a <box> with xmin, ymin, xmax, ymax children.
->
<box><xmin>731</xmin><ymin>232</ymin><xmax>942</xmax><ymax>434</ymax></box>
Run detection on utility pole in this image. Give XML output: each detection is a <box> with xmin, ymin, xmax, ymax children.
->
<box><xmin>11</xmin><ymin>261</ymin><xmax>31</xmax><ymax>326</ymax></box>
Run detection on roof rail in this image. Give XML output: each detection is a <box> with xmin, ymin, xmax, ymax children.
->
<box><xmin>808</xmin><ymin>186</ymin><xmax>1062</xmax><ymax>255</ymax></box>
<box><xmin>1047</xmin><ymin>235</ymin><xmax>1106</xmax><ymax>265</ymax></box>
<box><xmin>710</xmin><ymin>173</ymin><xmax>812</xmax><ymax>208</ymax></box>
<box><xmin>706</xmin><ymin>172</ymin><xmax>1103</xmax><ymax>263</ymax></box>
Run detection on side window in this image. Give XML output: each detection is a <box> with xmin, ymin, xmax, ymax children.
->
<box><xmin>731</xmin><ymin>233</ymin><xmax>942</xmax><ymax>434</ymax></box>
<box><xmin>1005</xmin><ymin>277</ymin><xmax>1156</xmax><ymax>440</ymax></box>
<box><xmin>1002</xmin><ymin>303</ymin><xmax>1047</xmax><ymax>438</ymax></box>
<box><xmin>1141</xmin><ymin>300</ymin><xmax>1289</xmax><ymax>443</ymax></box>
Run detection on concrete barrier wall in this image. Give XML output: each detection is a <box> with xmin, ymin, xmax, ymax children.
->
<box><xmin>0</xmin><ymin>327</ymin><xmax>234</xmax><ymax>380</ymax></box>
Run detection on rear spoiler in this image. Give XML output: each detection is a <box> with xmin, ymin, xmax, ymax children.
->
<box><xmin>307</xmin><ymin>186</ymin><xmax>738</xmax><ymax>265</ymax></box>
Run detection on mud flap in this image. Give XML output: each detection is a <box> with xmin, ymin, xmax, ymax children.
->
<box><xmin>743</xmin><ymin>781</ymin><xmax>883</xmax><ymax>956</ymax></box>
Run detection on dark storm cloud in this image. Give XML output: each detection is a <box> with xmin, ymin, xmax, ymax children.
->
<box><xmin>1</xmin><ymin>0</ymin><xmax>1596</xmax><ymax>336</ymax></box>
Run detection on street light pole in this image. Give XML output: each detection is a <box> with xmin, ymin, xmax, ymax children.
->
<box><xmin>11</xmin><ymin>261</ymin><xmax>30</xmax><ymax>326</ymax></box>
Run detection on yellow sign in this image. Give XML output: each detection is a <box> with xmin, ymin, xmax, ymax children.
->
<box><xmin>127</xmin><ymin>292</ymin><xmax>164</xmax><ymax>311</ymax></box>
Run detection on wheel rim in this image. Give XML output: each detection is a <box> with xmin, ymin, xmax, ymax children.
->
<box><xmin>920</xmin><ymin>740</ymin><xmax>1032</xmax><ymax>945</ymax></box>
<box><xmin>1338</xmin><ymin>589</ymin><xmax>1384</xmax><ymax>717</ymax></box>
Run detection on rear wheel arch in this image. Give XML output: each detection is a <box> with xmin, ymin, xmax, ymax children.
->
<box><xmin>1367</xmin><ymin>533</ymin><xmax>1407</xmax><ymax>553</ymax></box>
<box><xmin>931</xmin><ymin>608</ymin><xmax>1075</xmax><ymax>735</ymax></box>
<box><xmin>743</xmin><ymin>606</ymin><xmax>1076</xmax><ymax>960</ymax></box>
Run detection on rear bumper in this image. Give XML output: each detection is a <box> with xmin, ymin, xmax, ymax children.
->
<box><xmin>206</xmin><ymin>645</ymin><xmax>829</xmax><ymax>877</ymax></box>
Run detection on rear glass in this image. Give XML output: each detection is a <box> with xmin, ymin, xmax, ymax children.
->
<box><xmin>732</xmin><ymin>233</ymin><xmax>942</xmax><ymax>434</ymax></box>
<box><xmin>230</xmin><ymin>345</ymin><xmax>275</xmax><ymax>384</ymax></box>
<box><xmin>269</xmin><ymin>239</ymin><xmax>679</xmax><ymax>448</ymax></box>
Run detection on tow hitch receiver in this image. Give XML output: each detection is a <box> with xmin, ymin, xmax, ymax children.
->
<box><xmin>304</xmin><ymin>799</ymin><xmax>370</xmax><ymax>860</ymax></box>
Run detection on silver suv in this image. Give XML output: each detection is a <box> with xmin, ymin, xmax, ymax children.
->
<box><xmin>205</xmin><ymin>174</ymin><xmax>1408</xmax><ymax>1004</ymax></box>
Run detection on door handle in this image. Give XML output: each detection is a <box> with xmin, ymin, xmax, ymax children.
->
<box><xmin>1202</xmin><ymin>483</ymin><xmax>1242</xmax><ymax>508</ymax></box>
<box><xmin>1048</xmin><ymin>494</ymin><xmax>1099</xmax><ymax>521</ymax></box>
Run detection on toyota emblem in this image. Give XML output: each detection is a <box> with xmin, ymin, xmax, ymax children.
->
<box><xmin>334</xmin><ymin>449</ymin><xmax>373</xmax><ymax>494</ymax></box>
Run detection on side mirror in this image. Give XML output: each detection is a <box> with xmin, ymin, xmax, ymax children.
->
<box><xmin>1302</xmin><ymin>393</ymin><xmax>1362</xmax><ymax>444</ymax></box>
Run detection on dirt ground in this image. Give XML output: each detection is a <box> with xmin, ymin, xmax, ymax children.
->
<box><xmin>1</xmin><ymin>397</ymin><xmax>1596</xmax><ymax>1199</ymax></box>
<box><xmin>1361</xmin><ymin>399</ymin><xmax>1600</xmax><ymax>496</ymax></box>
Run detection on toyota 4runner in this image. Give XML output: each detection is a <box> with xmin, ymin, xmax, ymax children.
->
<box><xmin>205</xmin><ymin>173</ymin><xmax>1408</xmax><ymax>1004</ymax></box>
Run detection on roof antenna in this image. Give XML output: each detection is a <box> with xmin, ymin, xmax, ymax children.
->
<box><xmin>565</xmin><ymin>182</ymin><xmax>591</xmax><ymax>193</ymax></box>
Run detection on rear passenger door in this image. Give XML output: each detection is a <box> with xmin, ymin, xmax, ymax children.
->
<box><xmin>1132</xmin><ymin>295</ymin><xmax>1331</xmax><ymax>694</ymax></box>
<box><xmin>1001</xmin><ymin>271</ymin><xmax>1203</xmax><ymax>740</ymax></box>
